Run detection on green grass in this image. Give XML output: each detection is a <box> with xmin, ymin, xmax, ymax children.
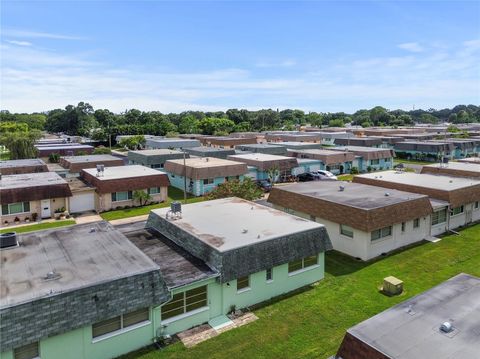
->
<box><xmin>122</xmin><ymin>224</ymin><xmax>480</xmax><ymax>359</ymax></box>
<box><xmin>0</xmin><ymin>220</ymin><xmax>76</xmax><ymax>234</ymax></box>
<box><xmin>100</xmin><ymin>187</ymin><xmax>206</xmax><ymax>221</ymax></box>
<box><xmin>337</xmin><ymin>174</ymin><xmax>354</xmax><ymax>181</ymax></box>
<box><xmin>394</xmin><ymin>158</ymin><xmax>432</xmax><ymax>165</ymax></box>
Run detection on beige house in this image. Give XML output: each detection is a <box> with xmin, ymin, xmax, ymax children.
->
<box><xmin>81</xmin><ymin>165</ymin><xmax>170</xmax><ymax>212</ymax></box>
<box><xmin>1</xmin><ymin>172</ymin><xmax>72</xmax><ymax>224</ymax></box>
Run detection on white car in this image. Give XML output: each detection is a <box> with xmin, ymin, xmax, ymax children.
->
<box><xmin>313</xmin><ymin>170</ymin><xmax>338</xmax><ymax>181</ymax></box>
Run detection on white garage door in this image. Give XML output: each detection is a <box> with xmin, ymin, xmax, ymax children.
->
<box><xmin>70</xmin><ymin>192</ymin><xmax>95</xmax><ymax>213</ymax></box>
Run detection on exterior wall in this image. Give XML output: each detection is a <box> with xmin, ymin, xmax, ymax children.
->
<box><xmin>167</xmin><ymin>173</ymin><xmax>244</xmax><ymax>196</ymax></box>
<box><xmin>291</xmin><ymin>160</ymin><xmax>322</xmax><ymax>175</ymax></box>
<box><xmin>1</xmin><ymin>198</ymin><xmax>68</xmax><ymax>225</ymax></box>
<box><xmin>354</xmin><ymin>157</ymin><xmax>393</xmax><ymax>172</ymax></box>
<box><xmin>97</xmin><ymin>188</ymin><xmax>167</xmax><ymax>212</ymax></box>
<box><xmin>276</xmin><ymin>206</ymin><xmax>429</xmax><ymax>261</ymax></box>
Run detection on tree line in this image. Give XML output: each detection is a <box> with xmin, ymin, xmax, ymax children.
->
<box><xmin>1</xmin><ymin>103</ymin><xmax>479</xmax><ymax>144</ymax></box>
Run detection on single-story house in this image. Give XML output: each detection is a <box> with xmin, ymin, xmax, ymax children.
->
<box><xmin>291</xmin><ymin>158</ymin><xmax>323</xmax><ymax>176</ymax></box>
<box><xmin>334</xmin><ymin>137</ymin><xmax>383</xmax><ymax>148</ymax></box>
<box><xmin>394</xmin><ymin>141</ymin><xmax>455</xmax><ymax>161</ymax></box>
<box><xmin>163</xmin><ymin>157</ymin><xmax>248</xmax><ymax>196</ymax></box>
<box><xmin>272</xmin><ymin>141</ymin><xmax>324</xmax><ymax>150</ymax></box>
<box><xmin>81</xmin><ymin>165</ymin><xmax>170</xmax><ymax>212</ymax></box>
<box><xmin>0</xmin><ymin>158</ymin><xmax>48</xmax><ymax>175</ymax></box>
<box><xmin>185</xmin><ymin>146</ymin><xmax>236</xmax><ymax>159</ymax></box>
<box><xmin>421</xmin><ymin>162</ymin><xmax>480</xmax><ymax>179</ymax></box>
<box><xmin>200</xmin><ymin>136</ymin><xmax>258</xmax><ymax>149</ymax></box>
<box><xmin>35</xmin><ymin>144</ymin><xmax>94</xmax><ymax>157</ymax></box>
<box><xmin>235</xmin><ymin>143</ymin><xmax>288</xmax><ymax>156</ymax></box>
<box><xmin>227</xmin><ymin>153</ymin><xmax>298</xmax><ymax>181</ymax></box>
<box><xmin>145</xmin><ymin>138</ymin><xmax>201</xmax><ymax>150</ymax></box>
<box><xmin>58</xmin><ymin>155</ymin><xmax>124</xmax><ymax>177</ymax></box>
<box><xmin>430</xmin><ymin>138</ymin><xmax>480</xmax><ymax>158</ymax></box>
<box><xmin>354</xmin><ymin>170</ymin><xmax>480</xmax><ymax>236</ymax></box>
<box><xmin>1</xmin><ymin>172</ymin><xmax>72</xmax><ymax>223</ymax></box>
<box><xmin>128</xmin><ymin>149</ymin><xmax>187</xmax><ymax>169</ymax></box>
<box><xmin>287</xmin><ymin>149</ymin><xmax>356</xmax><ymax>174</ymax></box>
<box><xmin>328</xmin><ymin>146</ymin><xmax>395</xmax><ymax>172</ymax></box>
<box><xmin>265</xmin><ymin>132</ymin><xmax>321</xmax><ymax>143</ymax></box>
<box><xmin>333</xmin><ymin>273</ymin><xmax>480</xmax><ymax>359</ymax></box>
<box><xmin>268</xmin><ymin>181</ymin><xmax>432</xmax><ymax>260</ymax></box>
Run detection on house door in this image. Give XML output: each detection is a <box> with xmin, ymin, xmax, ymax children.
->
<box><xmin>41</xmin><ymin>199</ymin><xmax>51</xmax><ymax>218</ymax></box>
<box><xmin>466</xmin><ymin>209</ymin><xmax>473</xmax><ymax>224</ymax></box>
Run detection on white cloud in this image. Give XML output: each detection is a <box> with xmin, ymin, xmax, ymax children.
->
<box><xmin>398</xmin><ymin>42</ymin><xmax>424</xmax><ymax>53</ymax></box>
<box><xmin>5</xmin><ymin>40</ymin><xmax>32</xmax><ymax>46</ymax></box>
<box><xmin>255</xmin><ymin>59</ymin><xmax>296</xmax><ymax>68</ymax></box>
<box><xmin>2</xmin><ymin>29</ymin><xmax>85</xmax><ymax>40</ymax></box>
<box><xmin>0</xmin><ymin>40</ymin><xmax>478</xmax><ymax>113</ymax></box>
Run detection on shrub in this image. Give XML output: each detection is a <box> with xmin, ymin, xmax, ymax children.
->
<box><xmin>49</xmin><ymin>152</ymin><xmax>60</xmax><ymax>163</ymax></box>
<box><xmin>367</xmin><ymin>166</ymin><xmax>372</xmax><ymax>172</ymax></box>
<box><xmin>93</xmin><ymin>146</ymin><xmax>111</xmax><ymax>155</ymax></box>
<box><xmin>350</xmin><ymin>167</ymin><xmax>359</xmax><ymax>175</ymax></box>
<box><xmin>206</xmin><ymin>178</ymin><xmax>263</xmax><ymax>201</ymax></box>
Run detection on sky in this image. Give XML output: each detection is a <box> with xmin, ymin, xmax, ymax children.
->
<box><xmin>1</xmin><ymin>1</ymin><xmax>479</xmax><ymax>114</ymax></box>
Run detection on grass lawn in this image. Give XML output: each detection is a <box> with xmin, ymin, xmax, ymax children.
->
<box><xmin>101</xmin><ymin>187</ymin><xmax>206</xmax><ymax>221</ymax></box>
<box><xmin>0</xmin><ymin>220</ymin><xmax>76</xmax><ymax>234</ymax></box>
<box><xmin>393</xmin><ymin>158</ymin><xmax>432</xmax><ymax>165</ymax></box>
<box><xmin>122</xmin><ymin>224</ymin><xmax>480</xmax><ymax>359</ymax></box>
<box><xmin>337</xmin><ymin>174</ymin><xmax>354</xmax><ymax>181</ymax></box>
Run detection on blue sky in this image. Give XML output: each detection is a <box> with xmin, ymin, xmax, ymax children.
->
<box><xmin>1</xmin><ymin>1</ymin><xmax>479</xmax><ymax>113</ymax></box>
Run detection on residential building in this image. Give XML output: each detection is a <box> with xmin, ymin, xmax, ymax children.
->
<box><xmin>201</xmin><ymin>136</ymin><xmax>258</xmax><ymax>149</ymax></box>
<box><xmin>164</xmin><ymin>157</ymin><xmax>248</xmax><ymax>196</ymax></box>
<box><xmin>287</xmin><ymin>149</ymin><xmax>355</xmax><ymax>174</ymax></box>
<box><xmin>431</xmin><ymin>138</ymin><xmax>480</xmax><ymax>158</ymax></box>
<box><xmin>354</xmin><ymin>171</ymin><xmax>480</xmax><ymax>235</ymax></box>
<box><xmin>236</xmin><ymin>143</ymin><xmax>288</xmax><ymax>156</ymax></box>
<box><xmin>227</xmin><ymin>153</ymin><xmax>298</xmax><ymax>181</ymax></box>
<box><xmin>35</xmin><ymin>143</ymin><xmax>94</xmax><ymax>157</ymax></box>
<box><xmin>328</xmin><ymin>146</ymin><xmax>395</xmax><ymax>172</ymax></box>
<box><xmin>0</xmin><ymin>159</ymin><xmax>48</xmax><ymax>175</ymax></box>
<box><xmin>268</xmin><ymin>181</ymin><xmax>432</xmax><ymax>260</ymax></box>
<box><xmin>315</xmin><ymin>131</ymin><xmax>349</xmax><ymax>146</ymax></box>
<box><xmin>292</xmin><ymin>158</ymin><xmax>323</xmax><ymax>176</ymax></box>
<box><xmin>81</xmin><ymin>165</ymin><xmax>169</xmax><ymax>212</ymax></box>
<box><xmin>458</xmin><ymin>157</ymin><xmax>480</xmax><ymax>164</ymax></box>
<box><xmin>333</xmin><ymin>273</ymin><xmax>480</xmax><ymax>359</ymax></box>
<box><xmin>58</xmin><ymin>155</ymin><xmax>124</xmax><ymax>177</ymax></box>
<box><xmin>185</xmin><ymin>146</ymin><xmax>236</xmax><ymax>159</ymax></box>
<box><xmin>265</xmin><ymin>132</ymin><xmax>321</xmax><ymax>143</ymax></box>
<box><xmin>128</xmin><ymin>149</ymin><xmax>187</xmax><ymax>169</ymax></box>
<box><xmin>145</xmin><ymin>138</ymin><xmax>201</xmax><ymax>150</ymax></box>
<box><xmin>0</xmin><ymin>222</ymin><xmax>169</xmax><ymax>359</ymax></box>
<box><xmin>334</xmin><ymin>137</ymin><xmax>383</xmax><ymax>148</ymax></box>
<box><xmin>394</xmin><ymin>141</ymin><xmax>455</xmax><ymax>161</ymax></box>
<box><xmin>272</xmin><ymin>141</ymin><xmax>323</xmax><ymax>150</ymax></box>
<box><xmin>421</xmin><ymin>162</ymin><xmax>480</xmax><ymax>179</ymax></box>
<box><xmin>1</xmin><ymin>172</ymin><xmax>72</xmax><ymax>223</ymax></box>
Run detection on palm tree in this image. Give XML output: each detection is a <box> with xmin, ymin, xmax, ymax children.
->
<box><xmin>133</xmin><ymin>190</ymin><xmax>151</xmax><ymax>206</ymax></box>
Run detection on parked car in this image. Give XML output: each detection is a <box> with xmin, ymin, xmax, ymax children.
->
<box><xmin>297</xmin><ymin>172</ymin><xmax>318</xmax><ymax>182</ymax></box>
<box><xmin>256</xmin><ymin>179</ymin><xmax>272</xmax><ymax>192</ymax></box>
<box><xmin>312</xmin><ymin>170</ymin><xmax>338</xmax><ymax>181</ymax></box>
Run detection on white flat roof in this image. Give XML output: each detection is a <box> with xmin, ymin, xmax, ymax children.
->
<box><xmin>1</xmin><ymin>172</ymin><xmax>67</xmax><ymax>190</ymax></box>
<box><xmin>356</xmin><ymin>170</ymin><xmax>480</xmax><ymax>190</ymax></box>
<box><xmin>228</xmin><ymin>153</ymin><xmax>295</xmax><ymax>161</ymax></box>
<box><xmin>166</xmin><ymin>157</ymin><xmax>244</xmax><ymax>168</ymax></box>
<box><xmin>152</xmin><ymin>197</ymin><xmax>323</xmax><ymax>252</ymax></box>
<box><xmin>82</xmin><ymin>165</ymin><xmax>164</xmax><ymax>180</ymax></box>
<box><xmin>423</xmin><ymin>162</ymin><xmax>480</xmax><ymax>173</ymax></box>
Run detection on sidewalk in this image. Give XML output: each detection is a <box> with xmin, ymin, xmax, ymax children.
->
<box><xmin>109</xmin><ymin>214</ymin><xmax>149</xmax><ymax>226</ymax></box>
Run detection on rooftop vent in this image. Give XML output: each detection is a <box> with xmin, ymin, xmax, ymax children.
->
<box><xmin>166</xmin><ymin>201</ymin><xmax>182</xmax><ymax>220</ymax></box>
<box><xmin>96</xmin><ymin>164</ymin><xmax>105</xmax><ymax>177</ymax></box>
<box><xmin>44</xmin><ymin>271</ymin><xmax>61</xmax><ymax>281</ymax></box>
<box><xmin>339</xmin><ymin>185</ymin><xmax>345</xmax><ymax>192</ymax></box>
<box><xmin>385</xmin><ymin>192</ymin><xmax>390</xmax><ymax>196</ymax></box>
<box><xmin>440</xmin><ymin>321</ymin><xmax>453</xmax><ymax>333</ymax></box>
<box><xmin>242</xmin><ymin>229</ymin><xmax>248</xmax><ymax>234</ymax></box>
<box><xmin>0</xmin><ymin>232</ymin><xmax>18</xmax><ymax>249</ymax></box>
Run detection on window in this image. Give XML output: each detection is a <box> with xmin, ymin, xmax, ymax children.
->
<box><xmin>14</xmin><ymin>342</ymin><xmax>39</xmax><ymax>359</ymax></box>
<box><xmin>370</xmin><ymin>159</ymin><xmax>380</xmax><ymax>165</ymax></box>
<box><xmin>384</xmin><ymin>157</ymin><xmax>391</xmax><ymax>162</ymax></box>
<box><xmin>266</xmin><ymin>268</ymin><xmax>273</xmax><ymax>282</ymax></box>
<box><xmin>2</xmin><ymin>202</ymin><xmax>30</xmax><ymax>215</ymax></box>
<box><xmin>92</xmin><ymin>308</ymin><xmax>149</xmax><ymax>339</ymax></box>
<box><xmin>475</xmin><ymin>201</ymin><xmax>479</xmax><ymax>210</ymax></box>
<box><xmin>413</xmin><ymin>218</ymin><xmax>420</xmax><ymax>228</ymax></box>
<box><xmin>432</xmin><ymin>209</ymin><xmax>447</xmax><ymax>225</ymax></box>
<box><xmin>111</xmin><ymin>191</ymin><xmax>132</xmax><ymax>202</ymax></box>
<box><xmin>401</xmin><ymin>222</ymin><xmax>406</xmax><ymax>232</ymax></box>
<box><xmin>371</xmin><ymin>226</ymin><xmax>392</xmax><ymax>241</ymax></box>
<box><xmin>452</xmin><ymin>205</ymin><xmax>464</xmax><ymax>216</ymax></box>
<box><xmin>151</xmin><ymin>164</ymin><xmax>163</xmax><ymax>169</ymax></box>
<box><xmin>161</xmin><ymin>285</ymin><xmax>207</xmax><ymax>321</ymax></box>
<box><xmin>288</xmin><ymin>255</ymin><xmax>318</xmax><ymax>273</ymax></box>
<box><xmin>203</xmin><ymin>178</ymin><xmax>214</xmax><ymax>185</ymax></box>
<box><xmin>237</xmin><ymin>276</ymin><xmax>250</xmax><ymax>291</ymax></box>
<box><xmin>340</xmin><ymin>224</ymin><xmax>354</xmax><ymax>238</ymax></box>
<box><xmin>148</xmin><ymin>187</ymin><xmax>160</xmax><ymax>195</ymax></box>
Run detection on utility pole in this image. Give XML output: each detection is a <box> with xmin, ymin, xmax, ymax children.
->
<box><xmin>183</xmin><ymin>148</ymin><xmax>187</xmax><ymax>204</ymax></box>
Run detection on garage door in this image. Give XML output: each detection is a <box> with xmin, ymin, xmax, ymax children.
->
<box><xmin>70</xmin><ymin>192</ymin><xmax>95</xmax><ymax>213</ymax></box>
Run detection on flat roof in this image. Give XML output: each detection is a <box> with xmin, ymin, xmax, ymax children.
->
<box><xmin>272</xmin><ymin>181</ymin><xmax>427</xmax><ymax>210</ymax></box>
<box><xmin>334</xmin><ymin>145</ymin><xmax>394</xmax><ymax>153</ymax></box>
<box><xmin>290</xmin><ymin>149</ymin><xmax>352</xmax><ymax>156</ymax></box>
<box><xmin>82</xmin><ymin>165</ymin><xmax>164</xmax><ymax>180</ymax></box>
<box><xmin>1</xmin><ymin>171</ymin><xmax>67</xmax><ymax>190</ymax></box>
<box><xmin>166</xmin><ymin>157</ymin><xmax>244</xmax><ymax>169</ymax></box>
<box><xmin>228</xmin><ymin>153</ymin><xmax>295</xmax><ymax>162</ymax></box>
<box><xmin>151</xmin><ymin>197</ymin><xmax>323</xmax><ymax>252</ymax></box>
<box><xmin>458</xmin><ymin>157</ymin><xmax>480</xmax><ymax>164</ymax></box>
<box><xmin>0</xmin><ymin>222</ymin><xmax>159</xmax><ymax>308</ymax></box>
<box><xmin>423</xmin><ymin>162</ymin><xmax>480</xmax><ymax>173</ymax></box>
<box><xmin>129</xmin><ymin>149</ymin><xmax>184</xmax><ymax>156</ymax></box>
<box><xmin>34</xmin><ymin>144</ymin><xmax>93</xmax><ymax>150</ymax></box>
<box><xmin>118</xmin><ymin>222</ymin><xmax>218</xmax><ymax>288</ymax></box>
<box><xmin>147</xmin><ymin>138</ymin><xmax>199</xmax><ymax>143</ymax></box>
<box><xmin>356</xmin><ymin>170</ymin><xmax>480</xmax><ymax>190</ymax></box>
<box><xmin>237</xmin><ymin>143</ymin><xmax>285</xmax><ymax>148</ymax></box>
<box><xmin>347</xmin><ymin>273</ymin><xmax>480</xmax><ymax>359</ymax></box>
<box><xmin>0</xmin><ymin>158</ymin><xmax>46</xmax><ymax>169</ymax></box>
<box><xmin>60</xmin><ymin>154</ymin><xmax>121</xmax><ymax>163</ymax></box>
<box><xmin>273</xmin><ymin>141</ymin><xmax>322</xmax><ymax>147</ymax></box>
<box><xmin>186</xmin><ymin>146</ymin><xmax>234</xmax><ymax>153</ymax></box>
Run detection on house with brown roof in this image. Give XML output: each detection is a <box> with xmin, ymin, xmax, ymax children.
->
<box><xmin>0</xmin><ymin>159</ymin><xmax>48</xmax><ymax>175</ymax></box>
<box><xmin>164</xmin><ymin>157</ymin><xmax>248</xmax><ymax>196</ymax></box>
<box><xmin>227</xmin><ymin>153</ymin><xmax>298</xmax><ymax>181</ymax></box>
<box><xmin>328</xmin><ymin>146</ymin><xmax>395</xmax><ymax>172</ymax></box>
<box><xmin>354</xmin><ymin>171</ymin><xmax>480</xmax><ymax>236</ymax></box>
<box><xmin>58</xmin><ymin>154</ymin><xmax>125</xmax><ymax>177</ymax></box>
<box><xmin>1</xmin><ymin>172</ymin><xmax>72</xmax><ymax>224</ymax></box>
<box><xmin>81</xmin><ymin>165</ymin><xmax>170</xmax><ymax>212</ymax></box>
<box><xmin>201</xmin><ymin>136</ymin><xmax>258</xmax><ymax>149</ymax></box>
<box><xmin>268</xmin><ymin>181</ymin><xmax>432</xmax><ymax>260</ymax></box>
<box><xmin>287</xmin><ymin>149</ymin><xmax>356</xmax><ymax>174</ymax></box>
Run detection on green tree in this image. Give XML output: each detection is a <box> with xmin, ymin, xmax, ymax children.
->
<box><xmin>0</xmin><ymin>123</ymin><xmax>41</xmax><ymax>160</ymax></box>
<box><xmin>206</xmin><ymin>178</ymin><xmax>263</xmax><ymax>201</ymax></box>
<box><xmin>133</xmin><ymin>190</ymin><xmax>151</xmax><ymax>206</ymax></box>
<box><xmin>93</xmin><ymin>146</ymin><xmax>112</xmax><ymax>155</ymax></box>
<box><xmin>119</xmin><ymin>135</ymin><xmax>146</xmax><ymax>150</ymax></box>
<box><xmin>328</xmin><ymin>118</ymin><xmax>344</xmax><ymax>127</ymax></box>
<box><xmin>178</xmin><ymin>115</ymin><xmax>201</xmax><ymax>134</ymax></box>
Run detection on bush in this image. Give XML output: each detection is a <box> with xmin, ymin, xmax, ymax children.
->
<box><xmin>206</xmin><ymin>178</ymin><xmax>263</xmax><ymax>201</ymax></box>
<box><xmin>93</xmin><ymin>146</ymin><xmax>111</xmax><ymax>155</ymax></box>
<box><xmin>367</xmin><ymin>166</ymin><xmax>372</xmax><ymax>172</ymax></box>
<box><xmin>49</xmin><ymin>152</ymin><xmax>60</xmax><ymax>163</ymax></box>
<box><xmin>350</xmin><ymin>167</ymin><xmax>359</xmax><ymax>175</ymax></box>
